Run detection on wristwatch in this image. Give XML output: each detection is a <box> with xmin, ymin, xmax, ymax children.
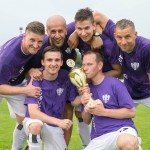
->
<box><xmin>93</xmin><ymin>32</ymin><xmax>102</xmax><ymax>37</ymax></box>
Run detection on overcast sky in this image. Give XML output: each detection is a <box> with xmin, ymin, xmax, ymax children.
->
<box><xmin>0</xmin><ymin>0</ymin><xmax>150</xmax><ymax>45</ymax></box>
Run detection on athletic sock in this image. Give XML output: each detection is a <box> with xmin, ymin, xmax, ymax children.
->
<box><xmin>11</xmin><ymin>123</ymin><xmax>27</xmax><ymax>150</ymax></box>
<box><xmin>28</xmin><ymin>133</ymin><xmax>42</xmax><ymax>150</ymax></box>
<box><xmin>76</xmin><ymin>118</ymin><xmax>91</xmax><ymax>147</ymax></box>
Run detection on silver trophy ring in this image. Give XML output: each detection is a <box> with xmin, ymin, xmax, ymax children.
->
<box><xmin>66</xmin><ymin>59</ymin><xmax>75</xmax><ymax>68</ymax></box>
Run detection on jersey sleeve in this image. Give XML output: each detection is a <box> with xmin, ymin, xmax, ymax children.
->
<box><xmin>114</xmin><ymin>79</ymin><xmax>134</xmax><ymax>108</ymax></box>
<box><xmin>103</xmin><ymin>19</ymin><xmax>115</xmax><ymax>41</ymax></box>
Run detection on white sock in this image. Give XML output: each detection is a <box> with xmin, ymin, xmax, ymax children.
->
<box><xmin>28</xmin><ymin>133</ymin><xmax>42</xmax><ymax>150</ymax></box>
<box><xmin>11</xmin><ymin>123</ymin><xmax>27</xmax><ymax>150</ymax></box>
<box><xmin>76</xmin><ymin>118</ymin><xmax>91</xmax><ymax>147</ymax></box>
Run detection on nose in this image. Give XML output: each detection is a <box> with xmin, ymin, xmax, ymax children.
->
<box><xmin>81</xmin><ymin>30</ymin><xmax>86</xmax><ymax>36</ymax></box>
<box><xmin>82</xmin><ymin>65</ymin><xmax>87</xmax><ymax>71</ymax></box>
<box><xmin>33</xmin><ymin>42</ymin><xmax>39</xmax><ymax>48</ymax></box>
<box><xmin>121</xmin><ymin>38</ymin><xmax>127</xmax><ymax>44</ymax></box>
<box><xmin>55</xmin><ymin>32</ymin><xmax>60</xmax><ymax>38</ymax></box>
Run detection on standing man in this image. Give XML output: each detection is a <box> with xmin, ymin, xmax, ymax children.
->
<box><xmin>0</xmin><ymin>21</ymin><xmax>47</xmax><ymax>150</ymax></box>
<box><xmin>23</xmin><ymin>46</ymin><xmax>81</xmax><ymax>150</ymax></box>
<box><xmin>81</xmin><ymin>50</ymin><xmax>141</xmax><ymax>150</ymax></box>
<box><xmin>93</xmin><ymin>11</ymin><xmax>150</xmax><ymax>108</ymax></box>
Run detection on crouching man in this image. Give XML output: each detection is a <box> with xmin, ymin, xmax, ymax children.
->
<box><xmin>23</xmin><ymin>46</ymin><xmax>81</xmax><ymax>150</ymax></box>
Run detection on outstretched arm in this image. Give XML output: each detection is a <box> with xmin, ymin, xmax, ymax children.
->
<box><xmin>0</xmin><ymin>78</ymin><xmax>41</xmax><ymax>97</ymax></box>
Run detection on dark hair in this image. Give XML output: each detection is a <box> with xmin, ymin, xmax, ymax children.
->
<box><xmin>42</xmin><ymin>45</ymin><xmax>63</xmax><ymax>60</ymax></box>
<box><xmin>115</xmin><ymin>19</ymin><xmax>135</xmax><ymax>31</ymax></box>
<box><xmin>83</xmin><ymin>49</ymin><xmax>104</xmax><ymax>63</ymax></box>
<box><xmin>75</xmin><ymin>7</ymin><xmax>94</xmax><ymax>23</ymax></box>
<box><xmin>25</xmin><ymin>21</ymin><xmax>45</xmax><ymax>35</ymax></box>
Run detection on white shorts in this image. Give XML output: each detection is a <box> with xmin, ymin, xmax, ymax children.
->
<box><xmin>0</xmin><ymin>80</ymin><xmax>27</xmax><ymax>117</ymax></box>
<box><xmin>85</xmin><ymin>127</ymin><xmax>141</xmax><ymax>150</ymax></box>
<box><xmin>23</xmin><ymin>118</ymin><xmax>67</xmax><ymax>150</ymax></box>
<box><xmin>75</xmin><ymin>104</ymin><xmax>82</xmax><ymax>112</ymax></box>
<box><xmin>133</xmin><ymin>96</ymin><xmax>150</xmax><ymax>108</ymax></box>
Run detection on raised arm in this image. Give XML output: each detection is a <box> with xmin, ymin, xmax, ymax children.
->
<box><xmin>93</xmin><ymin>11</ymin><xmax>109</xmax><ymax>30</ymax></box>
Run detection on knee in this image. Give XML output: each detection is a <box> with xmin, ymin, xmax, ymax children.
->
<box><xmin>117</xmin><ymin>134</ymin><xmax>139</xmax><ymax>150</ymax></box>
<box><xmin>28</xmin><ymin>122</ymin><xmax>42</xmax><ymax>135</ymax></box>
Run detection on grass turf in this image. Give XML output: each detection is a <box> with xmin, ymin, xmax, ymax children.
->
<box><xmin>0</xmin><ymin>100</ymin><xmax>150</xmax><ymax>150</ymax></box>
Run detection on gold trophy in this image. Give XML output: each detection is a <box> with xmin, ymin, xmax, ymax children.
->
<box><xmin>67</xmin><ymin>49</ymin><xmax>101</xmax><ymax>108</ymax></box>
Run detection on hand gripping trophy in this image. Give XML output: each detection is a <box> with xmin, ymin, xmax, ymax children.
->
<box><xmin>66</xmin><ymin>49</ymin><xmax>101</xmax><ymax>108</ymax></box>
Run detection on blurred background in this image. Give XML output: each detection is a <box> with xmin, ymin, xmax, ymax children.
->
<box><xmin>0</xmin><ymin>0</ymin><xmax>150</xmax><ymax>45</ymax></box>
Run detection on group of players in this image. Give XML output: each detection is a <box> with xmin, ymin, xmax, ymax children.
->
<box><xmin>0</xmin><ymin>7</ymin><xmax>150</xmax><ymax>150</ymax></box>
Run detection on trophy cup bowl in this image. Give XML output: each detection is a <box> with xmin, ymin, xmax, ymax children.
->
<box><xmin>69</xmin><ymin>67</ymin><xmax>86</xmax><ymax>88</ymax></box>
<box><xmin>69</xmin><ymin>67</ymin><xmax>101</xmax><ymax>109</ymax></box>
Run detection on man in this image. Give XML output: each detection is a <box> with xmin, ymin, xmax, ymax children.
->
<box><xmin>23</xmin><ymin>45</ymin><xmax>81</xmax><ymax>150</ymax></box>
<box><xmin>0</xmin><ymin>21</ymin><xmax>47</xmax><ymax>150</ymax></box>
<box><xmin>81</xmin><ymin>50</ymin><xmax>141</xmax><ymax>150</ymax></box>
<box><xmin>68</xmin><ymin>8</ymin><xmax>122</xmax><ymax>77</ymax></box>
<box><xmin>30</xmin><ymin>15</ymin><xmax>92</xmax><ymax>147</ymax></box>
<box><xmin>93</xmin><ymin>11</ymin><xmax>150</xmax><ymax>108</ymax></box>
<box><xmin>67</xmin><ymin>8</ymin><xmax>123</xmax><ymax>148</ymax></box>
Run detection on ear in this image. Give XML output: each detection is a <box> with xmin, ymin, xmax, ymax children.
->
<box><xmin>93</xmin><ymin>22</ymin><xmax>96</xmax><ymax>31</ymax></box>
<box><xmin>60</xmin><ymin>60</ymin><xmax>63</xmax><ymax>67</ymax></box>
<box><xmin>41</xmin><ymin>59</ymin><xmax>44</xmax><ymax>66</ymax></box>
<box><xmin>98</xmin><ymin>61</ymin><xmax>103</xmax><ymax>70</ymax></box>
<box><xmin>135</xmin><ymin>31</ymin><xmax>138</xmax><ymax>38</ymax></box>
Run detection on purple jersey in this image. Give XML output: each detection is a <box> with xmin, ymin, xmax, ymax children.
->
<box><xmin>0</xmin><ymin>34</ymin><xmax>48</xmax><ymax>85</ymax></box>
<box><xmin>88</xmin><ymin>76</ymin><xmax>136</xmax><ymax>139</ymax></box>
<box><xmin>105</xmin><ymin>20</ymin><xmax>150</xmax><ymax>99</ymax></box>
<box><xmin>67</xmin><ymin>22</ymin><xmax>120</xmax><ymax>72</ymax></box>
<box><xmin>25</xmin><ymin>69</ymin><xmax>78</xmax><ymax>126</ymax></box>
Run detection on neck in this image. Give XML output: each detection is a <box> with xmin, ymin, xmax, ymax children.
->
<box><xmin>43</xmin><ymin>71</ymin><xmax>58</xmax><ymax>81</ymax></box>
<box><xmin>21</xmin><ymin>41</ymin><xmax>30</xmax><ymax>55</ymax></box>
<box><xmin>92</xmin><ymin>73</ymin><xmax>105</xmax><ymax>85</ymax></box>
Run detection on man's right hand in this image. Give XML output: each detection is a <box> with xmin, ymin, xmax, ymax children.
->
<box><xmin>57</xmin><ymin>119</ymin><xmax>73</xmax><ymax>130</ymax></box>
<box><xmin>25</xmin><ymin>78</ymin><xmax>41</xmax><ymax>98</ymax></box>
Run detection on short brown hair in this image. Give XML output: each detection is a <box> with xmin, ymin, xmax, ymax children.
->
<box><xmin>42</xmin><ymin>45</ymin><xmax>63</xmax><ymax>60</ymax></box>
<box><xmin>115</xmin><ymin>19</ymin><xmax>135</xmax><ymax>31</ymax></box>
<box><xmin>75</xmin><ymin>7</ymin><xmax>94</xmax><ymax>23</ymax></box>
<box><xmin>25</xmin><ymin>21</ymin><xmax>45</xmax><ymax>35</ymax></box>
<box><xmin>83</xmin><ymin>49</ymin><xmax>104</xmax><ymax>63</ymax></box>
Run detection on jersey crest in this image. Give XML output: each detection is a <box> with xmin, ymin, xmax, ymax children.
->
<box><xmin>102</xmin><ymin>94</ymin><xmax>110</xmax><ymax>103</ymax></box>
<box><xmin>131</xmin><ymin>62</ymin><xmax>139</xmax><ymax>70</ymax></box>
<box><xmin>57</xmin><ymin>88</ymin><xmax>64</xmax><ymax>96</ymax></box>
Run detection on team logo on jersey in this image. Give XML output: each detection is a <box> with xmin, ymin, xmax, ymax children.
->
<box><xmin>102</xmin><ymin>94</ymin><xmax>110</xmax><ymax>103</ymax></box>
<box><xmin>123</xmin><ymin>74</ymin><xmax>128</xmax><ymax>79</ymax></box>
<box><xmin>19</xmin><ymin>66</ymin><xmax>25</xmax><ymax>74</ymax></box>
<box><xmin>57</xmin><ymin>88</ymin><xmax>64</xmax><ymax>96</ymax></box>
<box><xmin>65</xmin><ymin>48</ymin><xmax>71</xmax><ymax>54</ymax></box>
<box><xmin>38</xmin><ymin>91</ymin><xmax>43</xmax><ymax>110</ymax></box>
<box><xmin>118</xmin><ymin>54</ymin><xmax>123</xmax><ymax>65</ymax></box>
<box><xmin>131</xmin><ymin>62</ymin><xmax>139</xmax><ymax>70</ymax></box>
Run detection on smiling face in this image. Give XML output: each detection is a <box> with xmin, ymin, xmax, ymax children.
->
<box><xmin>41</xmin><ymin>51</ymin><xmax>63</xmax><ymax>78</ymax></box>
<box><xmin>114</xmin><ymin>19</ymin><xmax>137</xmax><ymax>53</ymax></box>
<box><xmin>75</xmin><ymin>19</ymin><xmax>96</xmax><ymax>44</ymax></box>
<box><xmin>114</xmin><ymin>27</ymin><xmax>137</xmax><ymax>53</ymax></box>
<box><xmin>22</xmin><ymin>31</ymin><xmax>44</xmax><ymax>54</ymax></box>
<box><xmin>46</xmin><ymin>16</ymin><xmax>67</xmax><ymax>48</ymax></box>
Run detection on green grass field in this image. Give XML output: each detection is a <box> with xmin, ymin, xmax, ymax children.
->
<box><xmin>0</xmin><ymin>100</ymin><xmax>150</xmax><ymax>150</ymax></box>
